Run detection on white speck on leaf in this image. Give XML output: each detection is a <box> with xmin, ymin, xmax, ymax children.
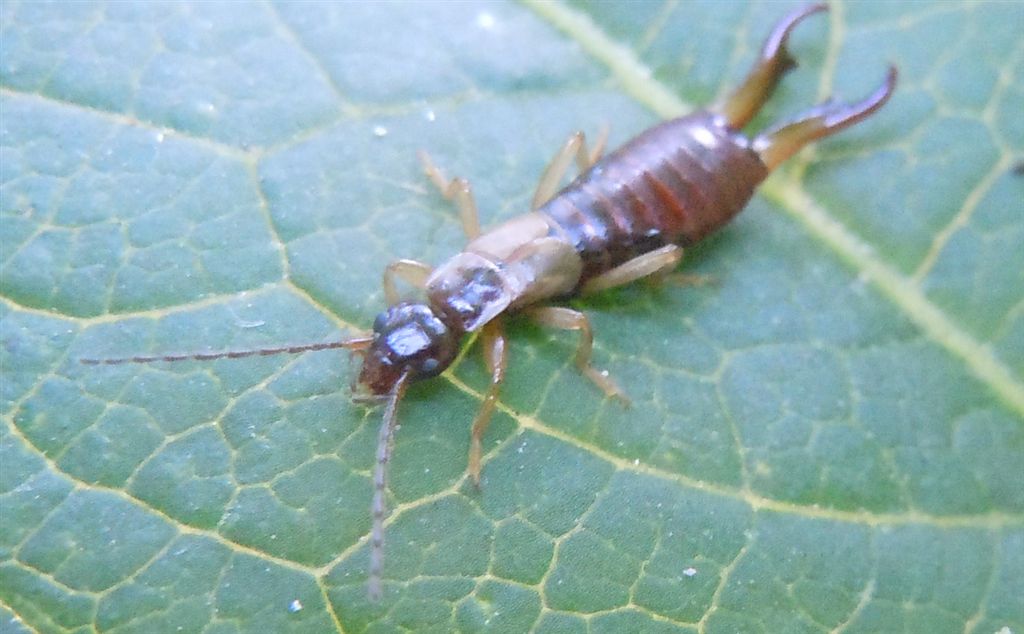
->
<box><xmin>683</xmin><ymin>567</ymin><xmax>698</xmax><ymax>577</ymax></box>
<box><xmin>288</xmin><ymin>599</ymin><xmax>303</xmax><ymax>613</ymax></box>
<box><xmin>373</xmin><ymin>125</ymin><xmax>388</xmax><ymax>137</ymax></box>
<box><xmin>476</xmin><ymin>12</ymin><xmax>496</xmax><ymax>30</ymax></box>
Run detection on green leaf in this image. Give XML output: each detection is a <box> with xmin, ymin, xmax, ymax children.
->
<box><xmin>2</xmin><ymin>1</ymin><xmax>1022</xmax><ymax>632</ymax></box>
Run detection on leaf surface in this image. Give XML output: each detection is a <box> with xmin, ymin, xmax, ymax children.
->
<box><xmin>2</xmin><ymin>1</ymin><xmax>1022</xmax><ymax>632</ymax></box>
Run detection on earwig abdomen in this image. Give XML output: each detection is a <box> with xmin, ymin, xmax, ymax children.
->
<box><xmin>539</xmin><ymin>112</ymin><xmax>768</xmax><ymax>284</ymax></box>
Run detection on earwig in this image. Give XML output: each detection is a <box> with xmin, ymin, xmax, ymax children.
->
<box><xmin>81</xmin><ymin>4</ymin><xmax>896</xmax><ymax>600</ymax></box>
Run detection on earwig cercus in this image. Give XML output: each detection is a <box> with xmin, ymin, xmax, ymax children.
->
<box><xmin>80</xmin><ymin>4</ymin><xmax>896</xmax><ymax>601</ymax></box>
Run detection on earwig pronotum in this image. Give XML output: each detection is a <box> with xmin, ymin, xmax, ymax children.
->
<box><xmin>82</xmin><ymin>4</ymin><xmax>896</xmax><ymax>600</ymax></box>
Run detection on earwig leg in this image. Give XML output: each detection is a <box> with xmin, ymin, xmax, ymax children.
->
<box><xmin>418</xmin><ymin>150</ymin><xmax>481</xmax><ymax>239</ymax></box>
<box><xmin>383</xmin><ymin>258</ymin><xmax>432</xmax><ymax>305</ymax></box>
<box><xmin>753</xmin><ymin>67</ymin><xmax>898</xmax><ymax>170</ymax></box>
<box><xmin>526</xmin><ymin>306</ymin><xmax>629</xmax><ymax>405</ymax></box>
<box><xmin>718</xmin><ymin>3</ymin><xmax>827</xmax><ymax>129</ymax></box>
<box><xmin>590</xmin><ymin>124</ymin><xmax>610</xmax><ymax>165</ymax></box>
<box><xmin>580</xmin><ymin>245</ymin><xmax>683</xmax><ymax>295</ymax></box>
<box><xmin>531</xmin><ymin>127</ymin><xmax>608</xmax><ymax>210</ymax></box>
<box><xmin>467</xmin><ymin>318</ymin><xmax>508</xmax><ymax>487</ymax></box>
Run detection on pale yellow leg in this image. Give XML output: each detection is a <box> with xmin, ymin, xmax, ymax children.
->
<box><xmin>580</xmin><ymin>245</ymin><xmax>684</xmax><ymax>295</ymax></box>
<box><xmin>418</xmin><ymin>150</ymin><xmax>481</xmax><ymax>239</ymax></box>
<box><xmin>525</xmin><ymin>306</ymin><xmax>629</xmax><ymax>405</ymax></box>
<box><xmin>383</xmin><ymin>258</ymin><xmax>432</xmax><ymax>305</ymax></box>
<box><xmin>531</xmin><ymin>126</ymin><xmax>609</xmax><ymax>210</ymax></box>
<box><xmin>467</xmin><ymin>318</ymin><xmax>508</xmax><ymax>487</ymax></box>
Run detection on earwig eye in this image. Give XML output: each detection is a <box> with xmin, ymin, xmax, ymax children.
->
<box><xmin>373</xmin><ymin>312</ymin><xmax>388</xmax><ymax>333</ymax></box>
<box><xmin>420</xmin><ymin>358</ymin><xmax>439</xmax><ymax>374</ymax></box>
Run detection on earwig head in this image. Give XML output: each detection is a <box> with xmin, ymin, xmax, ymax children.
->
<box><xmin>358</xmin><ymin>302</ymin><xmax>461</xmax><ymax>395</ymax></box>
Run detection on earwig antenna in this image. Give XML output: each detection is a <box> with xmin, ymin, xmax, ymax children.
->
<box><xmin>79</xmin><ymin>337</ymin><xmax>373</xmax><ymax>366</ymax></box>
<box><xmin>367</xmin><ymin>370</ymin><xmax>411</xmax><ymax>601</ymax></box>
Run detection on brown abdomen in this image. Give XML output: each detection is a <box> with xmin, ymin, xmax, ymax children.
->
<box><xmin>539</xmin><ymin>112</ymin><xmax>769</xmax><ymax>282</ymax></box>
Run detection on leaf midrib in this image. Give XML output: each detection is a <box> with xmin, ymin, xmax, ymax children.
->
<box><xmin>521</xmin><ymin>0</ymin><xmax>1024</xmax><ymax>418</ymax></box>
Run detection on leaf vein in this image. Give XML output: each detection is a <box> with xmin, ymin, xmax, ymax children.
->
<box><xmin>0</xmin><ymin>88</ymin><xmax>253</xmax><ymax>159</ymax></box>
<box><xmin>444</xmin><ymin>374</ymin><xmax>1023</xmax><ymax>528</ymax></box>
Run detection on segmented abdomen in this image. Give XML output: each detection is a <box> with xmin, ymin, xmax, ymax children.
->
<box><xmin>539</xmin><ymin>112</ymin><xmax>769</xmax><ymax>283</ymax></box>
